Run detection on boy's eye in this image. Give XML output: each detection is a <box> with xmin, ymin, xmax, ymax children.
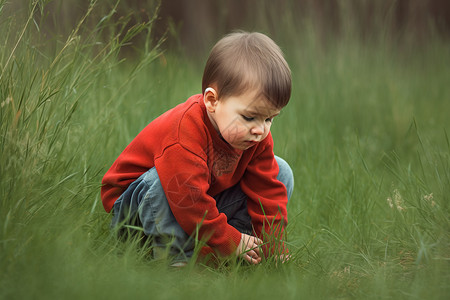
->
<box><xmin>241</xmin><ymin>115</ymin><xmax>254</xmax><ymax>122</ymax></box>
<box><xmin>265</xmin><ymin>118</ymin><xmax>273</xmax><ymax>123</ymax></box>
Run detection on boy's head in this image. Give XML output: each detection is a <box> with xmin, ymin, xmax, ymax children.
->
<box><xmin>202</xmin><ymin>32</ymin><xmax>291</xmax><ymax>150</ymax></box>
<box><xmin>202</xmin><ymin>31</ymin><xmax>291</xmax><ymax>109</ymax></box>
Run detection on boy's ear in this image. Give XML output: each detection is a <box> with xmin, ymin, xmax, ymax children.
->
<box><xmin>203</xmin><ymin>87</ymin><xmax>218</xmax><ymax>112</ymax></box>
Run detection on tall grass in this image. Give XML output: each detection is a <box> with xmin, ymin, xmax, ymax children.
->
<box><xmin>1</xmin><ymin>1</ymin><xmax>449</xmax><ymax>299</ymax></box>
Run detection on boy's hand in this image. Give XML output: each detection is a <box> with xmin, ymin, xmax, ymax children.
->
<box><xmin>275</xmin><ymin>254</ymin><xmax>291</xmax><ymax>266</ymax></box>
<box><xmin>236</xmin><ymin>233</ymin><xmax>263</xmax><ymax>265</ymax></box>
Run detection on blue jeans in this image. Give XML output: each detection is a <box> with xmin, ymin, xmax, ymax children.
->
<box><xmin>111</xmin><ymin>156</ymin><xmax>294</xmax><ymax>261</ymax></box>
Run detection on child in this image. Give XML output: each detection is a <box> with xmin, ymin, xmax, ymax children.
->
<box><xmin>101</xmin><ymin>31</ymin><xmax>294</xmax><ymax>265</ymax></box>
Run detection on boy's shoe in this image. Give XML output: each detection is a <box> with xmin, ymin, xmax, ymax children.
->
<box><xmin>169</xmin><ymin>261</ymin><xmax>187</xmax><ymax>268</ymax></box>
<box><xmin>153</xmin><ymin>246</ymin><xmax>188</xmax><ymax>267</ymax></box>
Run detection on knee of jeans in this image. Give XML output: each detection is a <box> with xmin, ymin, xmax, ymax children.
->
<box><xmin>141</xmin><ymin>167</ymin><xmax>165</xmax><ymax>194</ymax></box>
<box><xmin>275</xmin><ymin>156</ymin><xmax>294</xmax><ymax>200</ymax></box>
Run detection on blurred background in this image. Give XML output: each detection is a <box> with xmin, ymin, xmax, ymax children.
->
<box><xmin>4</xmin><ymin>0</ymin><xmax>450</xmax><ymax>58</ymax></box>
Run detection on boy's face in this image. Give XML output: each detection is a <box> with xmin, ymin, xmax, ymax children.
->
<box><xmin>204</xmin><ymin>88</ymin><xmax>280</xmax><ymax>150</ymax></box>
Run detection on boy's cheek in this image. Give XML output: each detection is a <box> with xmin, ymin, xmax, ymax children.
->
<box><xmin>223</xmin><ymin>125</ymin><xmax>247</xmax><ymax>143</ymax></box>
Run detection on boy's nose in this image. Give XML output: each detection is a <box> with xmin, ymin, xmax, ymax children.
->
<box><xmin>250</xmin><ymin>124</ymin><xmax>265</xmax><ymax>136</ymax></box>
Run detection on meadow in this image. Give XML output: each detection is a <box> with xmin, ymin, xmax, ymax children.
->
<box><xmin>1</xmin><ymin>1</ymin><xmax>449</xmax><ymax>299</ymax></box>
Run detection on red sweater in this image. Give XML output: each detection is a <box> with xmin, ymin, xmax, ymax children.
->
<box><xmin>101</xmin><ymin>94</ymin><xmax>288</xmax><ymax>256</ymax></box>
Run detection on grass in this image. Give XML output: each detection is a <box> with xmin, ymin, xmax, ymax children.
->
<box><xmin>1</xmin><ymin>1</ymin><xmax>449</xmax><ymax>299</ymax></box>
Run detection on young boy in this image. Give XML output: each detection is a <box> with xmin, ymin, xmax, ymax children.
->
<box><xmin>101</xmin><ymin>31</ymin><xmax>294</xmax><ymax>265</ymax></box>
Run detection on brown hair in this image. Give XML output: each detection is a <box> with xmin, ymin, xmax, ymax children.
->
<box><xmin>202</xmin><ymin>31</ymin><xmax>291</xmax><ymax>109</ymax></box>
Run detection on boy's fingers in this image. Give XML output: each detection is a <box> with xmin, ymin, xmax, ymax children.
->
<box><xmin>247</xmin><ymin>249</ymin><xmax>259</xmax><ymax>259</ymax></box>
<box><xmin>236</xmin><ymin>234</ymin><xmax>263</xmax><ymax>263</ymax></box>
<box><xmin>244</xmin><ymin>255</ymin><xmax>255</xmax><ymax>264</ymax></box>
<box><xmin>252</xmin><ymin>244</ymin><xmax>261</xmax><ymax>256</ymax></box>
<box><xmin>276</xmin><ymin>254</ymin><xmax>291</xmax><ymax>263</ymax></box>
<box><xmin>245</xmin><ymin>252</ymin><xmax>261</xmax><ymax>265</ymax></box>
<box><xmin>253</xmin><ymin>237</ymin><xmax>263</xmax><ymax>245</ymax></box>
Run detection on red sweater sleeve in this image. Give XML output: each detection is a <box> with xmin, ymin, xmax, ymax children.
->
<box><xmin>101</xmin><ymin>134</ymin><xmax>157</xmax><ymax>213</ymax></box>
<box><xmin>155</xmin><ymin>143</ymin><xmax>242</xmax><ymax>257</ymax></box>
<box><xmin>240</xmin><ymin>136</ymin><xmax>289</xmax><ymax>256</ymax></box>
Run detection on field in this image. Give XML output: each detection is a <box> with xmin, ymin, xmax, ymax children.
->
<box><xmin>1</xmin><ymin>1</ymin><xmax>449</xmax><ymax>299</ymax></box>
